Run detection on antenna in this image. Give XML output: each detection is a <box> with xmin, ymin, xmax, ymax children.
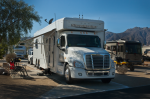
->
<box><xmin>45</xmin><ymin>19</ymin><xmax>48</xmax><ymax>24</ymax></box>
<box><xmin>54</xmin><ymin>13</ymin><xmax>57</xmax><ymax>30</ymax></box>
<box><xmin>98</xmin><ymin>17</ymin><xmax>100</xmax><ymax>20</ymax></box>
<box><xmin>82</xmin><ymin>12</ymin><xmax>83</xmax><ymax>19</ymax></box>
<box><xmin>79</xmin><ymin>13</ymin><xmax>80</xmax><ymax>19</ymax></box>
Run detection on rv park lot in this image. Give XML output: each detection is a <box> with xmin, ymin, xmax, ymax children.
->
<box><xmin>1</xmin><ymin>59</ymin><xmax>150</xmax><ymax>99</ymax></box>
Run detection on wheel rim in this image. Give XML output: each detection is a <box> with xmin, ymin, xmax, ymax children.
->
<box><xmin>65</xmin><ymin>69</ymin><xmax>69</xmax><ymax>81</ymax></box>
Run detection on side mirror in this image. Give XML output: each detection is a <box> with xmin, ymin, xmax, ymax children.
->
<box><xmin>57</xmin><ymin>38</ymin><xmax>60</xmax><ymax>47</ymax></box>
<box><xmin>61</xmin><ymin>47</ymin><xmax>65</xmax><ymax>51</ymax></box>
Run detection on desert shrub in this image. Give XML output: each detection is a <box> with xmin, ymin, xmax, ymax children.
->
<box><xmin>5</xmin><ymin>53</ymin><xmax>16</xmax><ymax>63</ymax></box>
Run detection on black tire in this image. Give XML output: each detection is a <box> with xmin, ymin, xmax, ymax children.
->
<box><xmin>130</xmin><ymin>65</ymin><xmax>134</xmax><ymax>71</ymax></box>
<box><xmin>65</xmin><ymin>65</ymin><xmax>73</xmax><ymax>84</ymax></box>
<box><xmin>37</xmin><ymin>60</ymin><xmax>40</xmax><ymax>69</ymax></box>
<box><xmin>30</xmin><ymin>58</ymin><xmax>33</xmax><ymax>65</ymax></box>
<box><xmin>28</xmin><ymin>60</ymin><xmax>30</xmax><ymax>64</ymax></box>
<box><xmin>35</xmin><ymin>60</ymin><xmax>37</xmax><ymax>67</ymax></box>
<box><xmin>30</xmin><ymin>60</ymin><xmax>32</xmax><ymax>65</ymax></box>
<box><xmin>101</xmin><ymin>78</ymin><xmax>111</xmax><ymax>83</ymax></box>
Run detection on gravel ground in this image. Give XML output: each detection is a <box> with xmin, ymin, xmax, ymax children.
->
<box><xmin>0</xmin><ymin>59</ymin><xmax>58</xmax><ymax>99</ymax></box>
<box><xmin>112</xmin><ymin>63</ymin><xmax>150</xmax><ymax>87</ymax></box>
<box><xmin>1</xmin><ymin>58</ymin><xmax>150</xmax><ymax>99</ymax></box>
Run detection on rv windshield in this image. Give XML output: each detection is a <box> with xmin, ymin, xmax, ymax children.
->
<box><xmin>125</xmin><ymin>43</ymin><xmax>141</xmax><ymax>54</ymax></box>
<box><xmin>67</xmin><ymin>34</ymin><xmax>101</xmax><ymax>47</ymax></box>
<box><xmin>15</xmin><ymin>46</ymin><xmax>23</xmax><ymax>48</ymax></box>
<box><xmin>15</xmin><ymin>52</ymin><xmax>23</xmax><ymax>54</ymax></box>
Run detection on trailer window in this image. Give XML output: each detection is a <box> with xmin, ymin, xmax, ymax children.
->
<box><xmin>111</xmin><ymin>46</ymin><xmax>116</xmax><ymax>51</ymax></box>
<box><xmin>118</xmin><ymin>46</ymin><xmax>123</xmax><ymax>52</ymax></box>
<box><xmin>107</xmin><ymin>46</ymin><xmax>110</xmax><ymax>50</ymax></box>
<box><xmin>49</xmin><ymin>38</ymin><xmax>51</xmax><ymax>51</ymax></box>
<box><xmin>35</xmin><ymin>39</ymin><xmax>38</xmax><ymax>49</ymax></box>
<box><xmin>61</xmin><ymin>36</ymin><xmax>65</xmax><ymax>47</ymax></box>
<box><xmin>15</xmin><ymin>46</ymin><xmax>23</xmax><ymax>48</ymax></box>
<box><xmin>49</xmin><ymin>55</ymin><xmax>50</xmax><ymax>63</ymax></box>
<box><xmin>46</xmin><ymin>39</ymin><xmax>48</xmax><ymax>43</ymax></box>
<box><xmin>67</xmin><ymin>34</ymin><xmax>101</xmax><ymax>47</ymax></box>
<box><xmin>125</xmin><ymin>43</ymin><xmax>141</xmax><ymax>54</ymax></box>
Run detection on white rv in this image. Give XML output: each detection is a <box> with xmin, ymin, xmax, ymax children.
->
<box><xmin>32</xmin><ymin>17</ymin><xmax>115</xmax><ymax>83</ymax></box>
<box><xmin>27</xmin><ymin>48</ymin><xmax>33</xmax><ymax>64</ymax></box>
<box><xmin>142</xmin><ymin>45</ymin><xmax>150</xmax><ymax>61</ymax></box>
<box><xmin>14</xmin><ymin>45</ymin><xmax>26</xmax><ymax>58</ymax></box>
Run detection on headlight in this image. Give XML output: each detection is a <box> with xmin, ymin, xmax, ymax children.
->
<box><xmin>111</xmin><ymin>60</ymin><xmax>115</xmax><ymax>68</ymax></box>
<box><xmin>73</xmin><ymin>61</ymin><xmax>84</xmax><ymax>68</ymax></box>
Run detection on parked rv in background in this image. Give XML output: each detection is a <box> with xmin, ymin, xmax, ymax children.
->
<box><xmin>27</xmin><ymin>17</ymin><xmax>116</xmax><ymax>84</ymax></box>
<box><xmin>14</xmin><ymin>45</ymin><xmax>26</xmax><ymax>58</ymax></box>
<box><xmin>28</xmin><ymin>50</ymin><xmax>33</xmax><ymax>65</ymax></box>
<box><xmin>106</xmin><ymin>39</ymin><xmax>142</xmax><ymax>71</ymax></box>
<box><xmin>27</xmin><ymin>47</ymin><xmax>33</xmax><ymax>55</ymax></box>
<box><xmin>142</xmin><ymin>45</ymin><xmax>150</xmax><ymax>61</ymax></box>
<box><xmin>27</xmin><ymin>48</ymin><xmax>33</xmax><ymax>64</ymax></box>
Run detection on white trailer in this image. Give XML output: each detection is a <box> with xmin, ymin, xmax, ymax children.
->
<box><xmin>14</xmin><ymin>45</ymin><xmax>26</xmax><ymax>58</ymax></box>
<box><xmin>27</xmin><ymin>48</ymin><xmax>33</xmax><ymax>64</ymax></box>
<box><xmin>142</xmin><ymin>45</ymin><xmax>150</xmax><ymax>61</ymax></box>
<box><xmin>142</xmin><ymin>46</ymin><xmax>150</xmax><ymax>55</ymax></box>
<box><xmin>32</xmin><ymin>17</ymin><xmax>115</xmax><ymax>83</ymax></box>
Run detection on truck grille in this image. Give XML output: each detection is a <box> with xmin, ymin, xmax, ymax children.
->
<box><xmin>85</xmin><ymin>54</ymin><xmax>110</xmax><ymax>69</ymax></box>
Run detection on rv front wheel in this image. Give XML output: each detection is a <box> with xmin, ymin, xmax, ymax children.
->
<box><xmin>65</xmin><ymin>65</ymin><xmax>73</xmax><ymax>84</ymax></box>
<box><xmin>28</xmin><ymin>60</ymin><xmax>30</xmax><ymax>64</ymax></box>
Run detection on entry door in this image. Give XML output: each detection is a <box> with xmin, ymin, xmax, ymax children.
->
<box><xmin>50</xmin><ymin>35</ymin><xmax>55</xmax><ymax>67</ymax></box>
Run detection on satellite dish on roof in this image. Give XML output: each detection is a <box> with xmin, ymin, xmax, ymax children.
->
<box><xmin>45</xmin><ymin>18</ymin><xmax>53</xmax><ymax>24</ymax></box>
<box><xmin>49</xmin><ymin>18</ymin><xmax>53</xmax><ymax>24</ymax></box>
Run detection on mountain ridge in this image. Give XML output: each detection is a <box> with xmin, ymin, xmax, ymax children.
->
<box><xmin>105</xmin><ymin>27</ymin><xmax>150</xmax><ymax>45</ymax></box>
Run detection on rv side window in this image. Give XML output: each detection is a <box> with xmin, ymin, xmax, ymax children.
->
<box><xmin>118</xmin><ymin>46</ymin><xmax>123</xmax><ymax>52</ymax></box>
<box><xmin>111</xmin><ymin>46</ymin><xmax>116</xmax><ymax>51</ymax></box>
<box><xmin>49</xmin><ymin>38</ymin><xmax>51</xmax><ymax>51</ymax></box>
<box><xmin>121</xmin><ymin>46</ymin><xmax>123</xmax><ymax>52</ymax></box>
<box><xmin>61</xmin><ymin>36</ymin><xmax>65</xmax><ymax>47</ymax></box>
<box><xmin>35</xmin><ymin>39</ymin><xmax>38</xmax><ymax>49</ymax></box>
<box><xmin>46</xmin><ymin>39</ymin><xmax>48</xmax><ymax>43</ymax></box>
<box><xmin>107</xmin><ymin>46</ymin><xmax>110</xmax><ymax>50</ymax></box>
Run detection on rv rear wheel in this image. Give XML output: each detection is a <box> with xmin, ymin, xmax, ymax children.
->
<box><xmin>65</xmin><ymin>65</ymin><xmax>73</xmax><ymax>84</ymax></box>
<box><xmin>28</xmin><ymin>60</ymin><xmax>30</xmax><ymax>64</ymax></box>
<box><xmin>37</xmin><ymin>60</ymin><xmax>40</xmax><ymax>69</ymax></box>
<box><xmin>30</xmin><ymin>58</ymin><xmax>33</xmax><ymax>65</ymax></box>
<box><xmin>30</xmin><ymin>60</ymin><xmax>32</xmax><ymax>65</ymax></box>
<box><xmin>101</xmin><ymin>78</ymin><xmax>111</xmax><ymax>83</ymax></box>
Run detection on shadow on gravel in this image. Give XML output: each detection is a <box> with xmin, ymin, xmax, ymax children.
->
<box><xmin>112</xmin><ymin>72</ymin><xmax>150</xmax><ymax>87</ymax></box>
<box><xmin>0</xmin><ymin>84</ymin><xmax>55</xmax><ymax>99</ymax></box>
<box><xmin>60</xmin><ymin>85</ymin><xmax>150</xmax><ymax>99</ymax></box>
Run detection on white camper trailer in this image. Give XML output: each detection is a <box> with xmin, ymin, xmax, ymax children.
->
<box><xmin>14</xmin><ymin>45</ymin><xmax>26</xmax><ymax>58</ymax></box>
<box><xmin>27</xmin><ymin>48</ymin><xmax>33</xmax><ymax>64</ymax></box>
<box><xmin>32</xmin><ymin>17</ymin><xmax>115</xmax><ymax>83</ymax></box>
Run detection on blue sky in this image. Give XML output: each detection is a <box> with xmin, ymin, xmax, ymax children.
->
<box><xmin>24</xmin><ymin>0</ymin><xmax>150</xmax><ymax>36</ymax></box>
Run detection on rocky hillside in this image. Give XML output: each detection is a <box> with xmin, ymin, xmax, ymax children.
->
<box><xmin>105</xmin><ymin>27</ymin><xmax>150</xmax><ymax>45</ymax></box>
